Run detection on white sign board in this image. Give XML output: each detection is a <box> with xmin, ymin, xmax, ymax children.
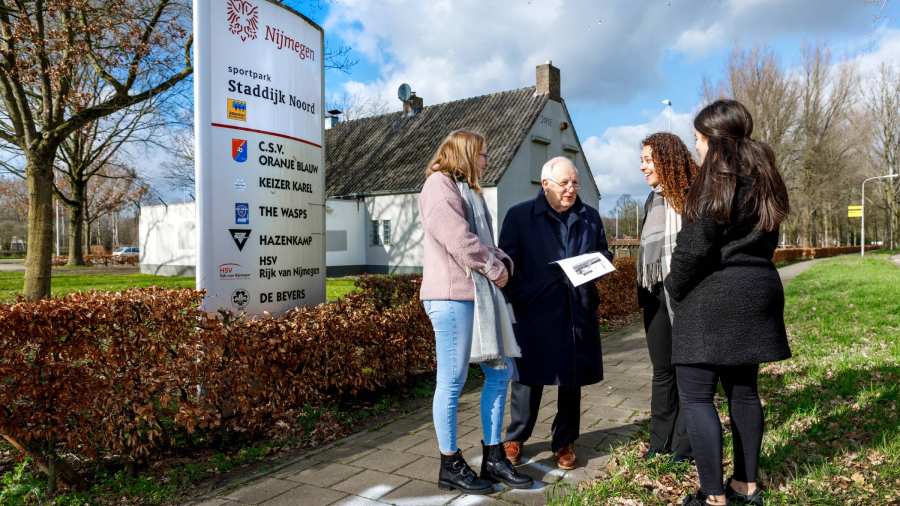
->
<box><xmin>194</xmin><ymin>0</ymin><xmax>325</xmax><ymax>314</ymax></box>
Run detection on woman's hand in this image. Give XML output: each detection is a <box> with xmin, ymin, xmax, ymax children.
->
<box><xmin>493</xmin><ymin>267</ymin><xmax>509</xmax><ymax>288</ymax></box>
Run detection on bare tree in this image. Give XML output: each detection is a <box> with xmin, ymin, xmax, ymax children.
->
<box><xmin>82</xmin><ymin>165</ymin><xmax>148</xmax><ymax>251</ymax></box>
<box><xmin>862</xmin><ymin>63</ymin><xmax>900</xmax><ymax>248</ymax></box>
<box><xmin>160</xmin><ymin>128</ymin><xmax>195</xmax><ymax>199</ymax></box>
<box><xmin>0</xmin><ymin>0</ymin><xmax>193</xmax><ymax>300</ymax></box>
<box><xmin>52</xmin><ymin>74</ymin><xmax>171</xmax><ymax>265</ymax></box>
<box><xmin>792</xmin><ymin>45</ymin><xmax>858</xmax><ymax>247</ymax></box>
<box><xmin>327</xmin><ymin>90</ymin><xmax>392</xmax><ymax>121</ymax></box>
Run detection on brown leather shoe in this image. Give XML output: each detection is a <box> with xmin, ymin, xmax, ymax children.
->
<box><xmin>502</xmin><ymin>441</ymin><xmax>522</xmax><ymax>465</ymax></box>
<box><xmin>554</xmin><ymin>444</ymin><xmax>576</xmax><ymax>470</ymax></box>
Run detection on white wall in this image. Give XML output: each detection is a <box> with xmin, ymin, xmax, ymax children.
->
<box><xmin>496</xmin><ymin>99</ymin><xmax>600</xmax><ymax>224</ymax></box>
<box><xmin>325</xmin><ymin>199</ymin><xmax>366</xmax><ymax>267</ymax></box>
<box><xmin>365</xmin><ymin>193</ymin><xmax>424</xmax><ymax>272</ymax></box>
<box><xmin>139</xmin><ymin>202</ymin><xmax>197</xmax><ymax>276</ymax></box>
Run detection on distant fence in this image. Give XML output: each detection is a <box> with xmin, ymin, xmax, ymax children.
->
<box><xmin>612</xmin><ymin>241</ymin><xmax>878</xmax><ymax>262</ymax></box>
<box><xmin>610</xmin><ymin>238</ymin><xmax>640</xmax><ymax>258</ymax></box>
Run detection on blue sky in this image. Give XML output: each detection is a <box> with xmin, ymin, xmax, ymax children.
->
<box><xmin>283</xmin><ymin>0</ymin><xmax>900</xmax><ymax>212</ymax></box>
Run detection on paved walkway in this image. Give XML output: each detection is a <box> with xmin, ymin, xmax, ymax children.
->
<box><xmin>187</xmin><ymin>261</ymin><xmax>818</xmax><ymax>506</ymax></box>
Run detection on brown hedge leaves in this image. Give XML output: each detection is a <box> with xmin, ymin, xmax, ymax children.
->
<box><xmin>0</xmin><ymin>277</ymin><xmax>434</xmax><ymax>464</ymax></box>
<box><xmin>0</xmin><ymin>271</ymin><xmax>638</xmax><ymax>466</ymax></box>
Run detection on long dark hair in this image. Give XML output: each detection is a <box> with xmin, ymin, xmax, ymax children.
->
<box><xmin>685</xmin><ymin>99</ymin><xmax>789</xmax><ymax>231</ymax></box>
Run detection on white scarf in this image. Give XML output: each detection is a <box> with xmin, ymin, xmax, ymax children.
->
<box><xmin>456</xmin><ymin>182</ymin><xmax>521</xmax><ymax>368</ymax></box>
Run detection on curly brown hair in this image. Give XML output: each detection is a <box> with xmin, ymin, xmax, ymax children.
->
<box><xmin>641</xmin><ymin>132</ymin><xmax>699</xmax><ymax>213</ymax></box>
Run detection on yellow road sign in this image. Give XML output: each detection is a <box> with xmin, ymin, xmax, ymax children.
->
<box><xmin>848</xmin><ymin>210</ymin><xmax>862</xmax><ymax>218</ymax></box>
<box><xmin>848</xmin><ymin>205</ymin><xmax>863</xmax><ymax>211</ymax></box>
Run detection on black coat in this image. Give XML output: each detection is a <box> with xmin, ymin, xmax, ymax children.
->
<box><xmin>664</xmin><ymin>176</ymin><xmax>791</xmax><ymax>366</ymax></box>
<box><xmin>499</xmin><ymin>191</ymin><xmax>613</xmax><ymax>386</ymax></box>
<box><xmin>636</xmin><ymin>191</ymin><xmax>657</xmax><ymax>309</ymax></box>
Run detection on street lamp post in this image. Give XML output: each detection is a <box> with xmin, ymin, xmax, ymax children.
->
<box><xmin>861</xmin><ymin>173</ymin><xmax>899</xmax><ymax>257</ymax></box>
<box><xmin>661</xmin><ymin>99</ymin><xmax>673</xmax><ymax>132</ymax></box>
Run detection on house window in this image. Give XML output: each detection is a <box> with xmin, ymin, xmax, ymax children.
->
<box><xmin>382</xmin><ymin>220</ymin><xmax>392</xmax><ymax>245</ymax></box>
<box><xmin>326</xmin><ymin>230</ymin><xmax>348</xmax><ymax>252</ymax></box>
<box><xmin>530</xmin><ymin>137</ymin><xmax>550</xmax><ymax>183</ymax></box>
<box><xmin>371</xmin><ymin>220</ymin><xmax>380</xmax><ymax>246</ymax></box>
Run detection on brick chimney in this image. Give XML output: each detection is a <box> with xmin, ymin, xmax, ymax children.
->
<box><xmin>535</xmin><ymin>61</ymin><xmax>561</xmax><ymax>102</ymax></box>
<box><xmin>403</xmin><ymin>92</ymin><xmax>424</xmax><ymax>116</ymax></box>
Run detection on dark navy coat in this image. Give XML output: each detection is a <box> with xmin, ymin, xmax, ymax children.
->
<box><xmin>499</xmin><ymin>191</ymin><xmax>613</xmax><ymax>386</ymax></box>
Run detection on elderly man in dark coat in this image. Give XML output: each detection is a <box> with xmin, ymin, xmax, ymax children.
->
<box><xmin>499</xmin><ymin>156</ymin><xmax>613</xmax><ymax>470</ymax></box>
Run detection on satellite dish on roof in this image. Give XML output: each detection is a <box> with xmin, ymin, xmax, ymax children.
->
<box><xmin>398</xmin><ymin>83</ymin><xmax>412</xmax><ymax>102</ymax></box>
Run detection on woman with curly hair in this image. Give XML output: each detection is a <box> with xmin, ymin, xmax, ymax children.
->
<box><xmin>636</xmin><ymin>132</ymin><xmax>698</xmax><ymax>464</ymax></box>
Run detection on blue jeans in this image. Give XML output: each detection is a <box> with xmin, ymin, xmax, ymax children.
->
<box><xmin>423</xmin><ymin>300</ymin><xmax>511</xmax><ymax>454</ymax></box>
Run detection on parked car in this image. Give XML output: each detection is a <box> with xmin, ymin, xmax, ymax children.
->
<box><xmin>112</xmin><ymin>246</ymin><xmax>139</xmax><ymax>257</ymax></box>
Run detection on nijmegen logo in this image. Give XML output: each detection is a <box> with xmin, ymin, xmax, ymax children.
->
<box><xmin>229</xmin><ymin>228</ymin><xmax>251</xmax><ymax>251</ymax></box>
<box><xmin>226</xmin><ymin>0</ymin><xmax>259</xmax><ymax>42</ymax></box>
<box><xmin>232</xmin><ymin>138</ymin><xmax>248</xmax><ymax>162</ymax></box>
<box><xmin>235</xmin><ymin>202</ymin><xmax>250</xmax><ymax>225</ymax></box>
<box><xmin>218</xmin><ymin>263</ymin><xmax>251</xmax><ymax>281</ymax></box>
<box><xmin>227</xmin><ymin>98</ymin><xmax>247</xmax><ymax>121</ymax></box>
<box><xmin>231</xmin><ymin>288</ymin><xmax>250</xmax><ymax>310</ymax></box>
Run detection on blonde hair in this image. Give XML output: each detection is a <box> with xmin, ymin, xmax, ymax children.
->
<box><xmin>425</xmin><ymin>130</ymin><xmax>485</xmax><ymax>192</ymax></box>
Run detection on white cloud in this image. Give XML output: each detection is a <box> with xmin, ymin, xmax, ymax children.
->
<box><xmin>846</xmin><ymin>27</ymin><xmax>900</xmax><ymax>79</ymax></box>
<box><xmin>325</xmin><ymin>0</ymin><xmax>878</xmax><ymax>109</ymax></box>
<box><xmin>583</xmin><ymin>108</ymin><xmax>696</xmax><ymax>209</ymax></box>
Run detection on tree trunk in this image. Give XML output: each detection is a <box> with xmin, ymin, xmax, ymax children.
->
<box><xmin>66</xmin><ymin>182</ymin><xmax>87</xmax><ymax>266</ymax></box>
<box><xmin>24</xmin><ymin>152</ymin><xmax>56</xmax><ymax>300</ymax></box>
<box><xmin>2</xmin><ymin>435</ymin><xmax>84</xmax><ymax>490</ymax></box>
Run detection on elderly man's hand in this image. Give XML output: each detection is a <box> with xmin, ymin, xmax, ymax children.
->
<box><xmin>493</xmin><ymin>268</ymin><xmax>509</xmax><ymax>288</ymax></box>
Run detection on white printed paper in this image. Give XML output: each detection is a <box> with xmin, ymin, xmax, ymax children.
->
<box><xmin>553</xmin><ymin>252</ymin><xmax>616</xmax><ymax>287</ymax></box>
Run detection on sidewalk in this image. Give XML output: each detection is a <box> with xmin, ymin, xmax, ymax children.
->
<box><xmin>187</xmin><ymin>261</ymin><xmax>818</xmax><ymax>506</ymax></box>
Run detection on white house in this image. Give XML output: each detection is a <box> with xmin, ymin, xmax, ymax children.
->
<box><xmin>140</xmin><ymin>62</ymin><xmax>600</xmax><ymax>276</ymax></box>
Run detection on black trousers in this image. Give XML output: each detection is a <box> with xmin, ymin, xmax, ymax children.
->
<box><xmin>676</xmin><ymin>363</ymin><xmax>764</xmax><ymax>496</ymax></box>
<box><xmin>642</xmin><ymin>285</ymin><xmax>691</xmax><ymax>457</ymax></box>
<box><xmin>505</xmin><ymin>381</ymin><xmax>580</xmax><ymax>452</ymax></box>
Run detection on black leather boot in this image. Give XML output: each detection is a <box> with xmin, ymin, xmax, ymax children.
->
<box><xmin>479</xmin><ymin>441</ymin><xmax>534</xmax><ymax>489</ymax></box>
<box><xmin>438</xmin><ymin>450</ymin><xmax>494</xmax><ymax>494</ymax></box>
<box><xmin>725</xmin><ymin>478</ymin><xmax>764</xmax><ymax>505</ymax></box>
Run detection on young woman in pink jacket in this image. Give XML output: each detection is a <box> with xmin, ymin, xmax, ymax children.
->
<box><xmin>418</xmin><ymin>130</ymin><xmax>531</xmax><ymax>494</ymax></box>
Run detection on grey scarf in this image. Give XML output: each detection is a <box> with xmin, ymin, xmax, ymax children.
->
<box><xmin>456</xmin><ymin>182</ymin><xmax>521</xmax><ymax>368</ymax></box>
<box><xmin>637</xmin><ymin>188</ymin><xmax>681</xmax><ymax>320</ymax></box>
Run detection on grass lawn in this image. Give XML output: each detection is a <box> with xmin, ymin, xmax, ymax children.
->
<box><xmin>0</xmin><ymin>269</ymin><xmax>359</xmax><ymax>303</ymax></box>
<box><xmin>551</xmin><ymin>252</ymin><xmax>899</xmax><ymax>505</ymax></box>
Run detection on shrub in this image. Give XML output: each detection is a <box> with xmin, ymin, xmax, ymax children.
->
<box><xmin>772</xmin><ymin>245</ymin><xmax>877</xmax><ymax>263</ymax></box>
<box><xmin>0</xmin><ymin>277</ymin><xmax>434</xmax><ymax>472</ymax></box>
<box><xmin>596</xmin><ymin>256</ymin><xmax>638</xmax><ymax>322</ymax></box>
<box><xmin>0</xmin><ymin>270</ymin><xmax>643</xmax><ymax>485</ymax></box>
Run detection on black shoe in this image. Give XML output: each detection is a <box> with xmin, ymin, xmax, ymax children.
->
<box><xmin>438</xmin><ymin>450</ymin><xmax>494</xmax><ymax>495</ymax></box>
<box><xmin>643</xmin><ymin>447</ymin><xmax>664</xmax><ymax>460</ymax></box>
<box><xmin>479</xmin><ymin>441</ymin><xmax>534</xmax><ymax>489</ymax></box>
<box><xmin>725</xmin><ymin>478</ymin><xmax>764</xmax><ymax>505</ymax></box>
<box><xmin>672</xmin><ymin>453</ymin><xmax>694</xmax><ymax>464</ymax></box>
<box><xmin>682</xmin><ymin>490</ymin><xmax>722</xmax><ymax>505</ymax></box>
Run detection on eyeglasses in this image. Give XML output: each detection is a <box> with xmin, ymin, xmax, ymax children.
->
<box><xmin>546</xmin><ymin>176</ymin><xmax>581</xmax><ymax>190</ymax></box>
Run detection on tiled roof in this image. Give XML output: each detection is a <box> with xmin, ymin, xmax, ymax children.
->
<box><xmin>325</xmin><ymin>87</ymin><xmax>549</xmax><ymax>197</ymax></box>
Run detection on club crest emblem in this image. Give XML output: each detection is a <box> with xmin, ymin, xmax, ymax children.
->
<box><xmin>227</xmin><ymin>0</ymin><xmax>259</xmax><ymax>42</ymax></box>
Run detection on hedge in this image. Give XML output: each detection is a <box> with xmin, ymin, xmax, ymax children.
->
<box><xmin>0</xmin><ymin>267</ymin><xmax>639</xmax><ymax>486</ymax></box>
<box><xmin>772</xmin><ymin>245</ymin><xmax>878</xmax><ymax>263</ymax></box>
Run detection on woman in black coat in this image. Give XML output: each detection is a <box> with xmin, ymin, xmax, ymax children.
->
<box><xmin>664</xmin><ymin>100</ymin><xmax>791</xmax><ymax>506</ymax></box>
